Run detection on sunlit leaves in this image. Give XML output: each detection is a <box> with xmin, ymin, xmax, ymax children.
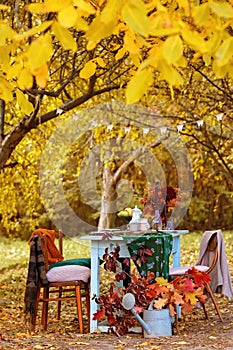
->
<box><xmin>215</xmin><ymin>37</ymin><xmax>233</xmax><ymax>67</ymax></box>
<box><xmin>0</xmin><ymin>23</ymin><xmax>16</xmax><ymax>45</ymax></box>
<box><xmin>33</xmin><ymin>64</ymin><xmax>49</xmax><ymax>88</ymax></box>
<box><xmin>209</xmin><ymin>1</ymin><xmax>233</xmax><ymax>18</ymax></box>
<box><xmin>157</xmin><ymin>60</ymin><xmax>183</xmax><ymax>86</ymax></box>
<box><xmin>126</xmin><ymin>68</ymin><xmax>153</xmax><ymax>103</ymax></box>
<box><xmin>26</xmin><ymin>34</ymin><xmax>53</xmax><ymax>70</ymax></box>
<box><xmin>52</xmin><ymin>21</ymin><xmax>77</xmax><ymax>51</ymax></box>
<box><xmin>58</xmin><ymin>5</ymin><xmax>78</xmax><ymax>28</ymax></box>
<box><xmin>162</xmin><ymin>36</ymin><xmax>183</xmax><ymax>64</ymax></box>
<box><xmin>193</xmin><ymin>3</ymin><xmax>211</xmax><ymax>26</ymax></box>
<box><xmin>16</xmin><ymin>90</ymin><xmax>34</xmax><ymax>115</ymax></box>
<box><xmin>0</xmin><ymin>76</ymin><xmax>13</xmax><ymax>102</ymax></box>
<box><xmin>27</xmin><ymin>0</ymin><xmax>71</xmax><ymax>14</ymax></box>
<box><xmin>17</xmin><ymin>68</ymin><xmax>33</xmax><ymax>89</ymax></box>
<box><xmin>80</xmin><ymin>61</ymin><xmax>97</xmax><ymax>79</ymax></box>
<box><xmin>122</xmin><ymin>0</ymin><xmax>150</xmax><ymax>36</ymax></box>
<box><xmin>181</xmin><ymin>30</ymin><xmax>207</xmax><ymax>53</ymax></box>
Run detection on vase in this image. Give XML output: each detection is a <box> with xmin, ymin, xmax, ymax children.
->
<box><xmin>143</xmin><ymin>309</ymin><xmax>173</xmax><ymax>337</ymax></box>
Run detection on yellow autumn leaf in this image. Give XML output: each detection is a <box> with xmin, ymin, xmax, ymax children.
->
<box><xmin>80</xmin><ymin>61</ymin><xmax>97</xmax><ymax>79</ymax></box>
<box><xmin>16</xmin><ymin>90</ymin><xmax>34</xmax><ymax>115</ymax></box>
<box><xmin>158</xmin><ymin>59</ymin><xmax>183</xmax><ymax>86</ymax></box>
<box><xmin>73</xmin><ymin>0</ymin><xmax>96</xmax><ymax>15</ymax></box>
<box><xmin>193</xmin><ymin>3</ymin><xmax>210</xmax><ymax>26</ymax></box>
<box><xmin>209</xmin><ymin>1</ymin><xmax>233</xmax><ymax>18</ymax></box>
<box><xmin>212</xmin><ymin>60</ymin><xmax>228</xmax><ymax>79</ymax></box>
<box><xmin>155</xmin><ymin>277</ymin><xmax>169</xmax><ymax>286</ymax></box>
<box><xmin>27</xmin><ymin>34</ymin><xmax>53</xmax><ymax>70</ymax></box>
<box><xmin>0</xmin><ymin>77</ymin><xmax>13</xmax><ymax>102</ymax></box>
<box><xmin>52</xmin><ymin>21</ymin><xmax>77</xmax><ymax>51</ymax></box>
<box><xmin>163</xmin><ymin>35</ymin><xmax>183</xmax><ymax>64</ymax></box>
<box><xmin>95</xmin><ymin>57</ymin><xmax>106</xmax><ymax>68</ymax></box>
<box><xmin>150</xmin><ymin>27</ymin><xmax>181</xmax><ymax>37</ymax></box>
<box><xmin>32</xmin><ymin>64</ymin><xmax>49</xmax><ymax>88</ymax></box>
<box><xmin>181</xmin><ymin>29</ymin><xmax>207</xmax><ymax>53</ymax></box>
<box><xmin>7</xmin><ymin>62</ymin><xmax>22</xmax><ymax>79</ymax></box>
<box><xmin>58</xmin><ymin>5</ymin><xmax>78</xmax><ymax>28</ymax></box>
<box><xmin>75</xmin><ymin>14</ymin><xmax>88</xmax><ymax>32</ymax></box>
<box><xmin>17</xmin><ymin>68</ymin><xmax>33</xmax><ymax>89</ymax></box>
<box><xmin>124</xmin><ymin>31</ymin><xmax>140</xmax><ymax>55</ymax></box>
<box><xmin>206</xmin><ymin>33</ymin><xmax>221</xmax><ymax>53</ymax></box>
<box><xmin>15</xmin><ymin>21</ymin><xmax>53</xmax><ymax>40</ymax></box>
<box><xmin>126</xmin><ymin>67</ymin><xmax>153</xmax><ymax>104</ymax></box>
<box><xmin>122</xmin><ymin>0</ymin><xmax>150</xmax><ymax>36</ymax></box>
<box><xmin>86</xmin><ymin>16</ymin><xmax>117</xmax><ymax>44</ymax></box>
<box><xmin>0</xmin><ymin>46</ymin><xmax>11</xmax><ymax>71</ymax></box>
<box><xmin>0</xmin><ymin>23</ymin><xmax>16</xmax><ymax>45</ymax></box>
<box><xmin>215</xmin><ymin>37</ymin><xmax>233</xmax><ymax>67</ymax></box>
<box><xmin>101</xmin><ymin>0</ymin><xmax>123</xmax><ymax>23</ymax></box>
<box><xmin>27</xmin><ymin>0</ymin><xmax>71</xmax><ymax>14</ymax></box>
<box><xmin>115</xmin><ymin>47</ymin><xmax>126</xmax><ymax>61</ymax></box>
<box><xmin>183</xmin><ymin>290</ymin><xmax>200</xmax><ymax>304</ymax></box>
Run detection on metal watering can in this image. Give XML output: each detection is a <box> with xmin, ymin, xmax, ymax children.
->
<box><xmin>122</xmin><ymin>293</ymin><xmax>152</xmax><ymax>335</ymax></box>
<box><xmin>122</xmin><ymin>293</ymin><xmax>173</xmax><ymax>337</ymax></box>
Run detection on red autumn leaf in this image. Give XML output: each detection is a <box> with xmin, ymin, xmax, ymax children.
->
<box><xmin>93</xmin><ymin>308</ymin><xmax>105</xmax><ymax>321</ymax></box>
<box><xmin>182</xmin><ymin>301</ymin><xmax>193</xmax><ymax>314</ymax></box>
<box><xmin>187</xmin><ymin>267</ymin><xmax>211</xmax><ymax>286</ymax></box>
<box><xmin>107</xmin><ymin>314</ymin><xmax>117</xmax><ymax>326</ymax></box>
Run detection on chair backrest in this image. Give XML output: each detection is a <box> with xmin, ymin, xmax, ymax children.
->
<box><xmin>199</xmin><ymin>231</ymin><xmax>218</xmax><ymax>274</ymax></box>
<box><xmin>41</xmin><ymin>230</ymin><xmax>64</xmax><ymax>272</ymax></box>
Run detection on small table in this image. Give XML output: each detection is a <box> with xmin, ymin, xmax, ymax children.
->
<box><xmin>81</xmin><ymin>229</ymin><xmax>188</xmax><ymax>332</ymax></box>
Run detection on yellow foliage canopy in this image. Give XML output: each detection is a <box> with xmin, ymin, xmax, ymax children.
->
<box><xmin>0</xmin><ymin>0</ymin><xmax>233</xmax><ymax>106</ymax></box>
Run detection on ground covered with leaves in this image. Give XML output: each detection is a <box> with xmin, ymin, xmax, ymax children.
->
<box><xmin>1</xmin><ymin>233</ymin><xmax>233</xmax><ymax>349</ymax></box>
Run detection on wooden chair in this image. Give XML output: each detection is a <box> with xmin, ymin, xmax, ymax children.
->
<box><xmin>169</xmin><ymin>230</ymin><xmax>223</xmax><ymax>322</ymax></box>
<box><xmin>30</xmin><ymin>230</ymin><xmax>90</xmax><ymax>333</ymax></box>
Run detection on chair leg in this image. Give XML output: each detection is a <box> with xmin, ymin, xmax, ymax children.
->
<box><xmin>41</xmin><ymin>287</ymin><xmax>49</xmax><ymax>330</ymax></box>
<box><xmin>85</xmin><ymin>285</ymin><xmax>90</xmax><ymax>333</ymax></box>
<box><xmin>204</xmin><ymin>282</ymin><xmax>223</xmax><ymax>322</ymax></box>
<box><xmin>75</xmin><ymin>285</ymin><xmax>83</xmax><ymax>334</ymax></box>
<box><xmin>201</xmin><ymin>301</ymin><xmax>209</xmax><ymax>320</ymax></box>
<box><xmin>57</xmin><ymin>286</ymin><xmax>62</xmax><ymax>320</ymax></box>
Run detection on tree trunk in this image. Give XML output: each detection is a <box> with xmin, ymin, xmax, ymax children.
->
<box><xmin>98</xmin><ymin>166</ymin><xmax>118</xmax><ymax>230</ymax></box>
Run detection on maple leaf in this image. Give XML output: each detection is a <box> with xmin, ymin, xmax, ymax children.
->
<box><xmin>182</xmin><ymin>301</ymin><xmax>193</xmax><ymax>314</ymax></box>
<box><xmin>187</xmin><ymin>267</ymin><xmax>211</xmax><ymax>286</ymax></box>
<box><xmin>93</xmin><ymin>308</ymin><xmax>105</xmax><ymax>321</ymax></box>
<box><xmin>153</xmin><ymin>297</ymin><xmax>168</xmax><ymax>309</ymax></box>
<box><xmin>168</xmin><ymin>303</ymin><xmax>177</xmax><ymax>317</ymax></box>
<box><xmin>198</xmin><ymin>293</ymin><xmax>208</xmax><ymax>304</ymax></box>
<box><xmin>172</xmin><ymin>291</ymin><xmax>185</xmax><ymax>305</ymax></box>
<box><xmin>155</xmin><ymin>277</ymin><xmax>170</xmax><ymax>286</ymax></box>
<box><xmin>183</xmin><ymin>289</ymin><xmax>200</xmax><ymax>304</ymax></box>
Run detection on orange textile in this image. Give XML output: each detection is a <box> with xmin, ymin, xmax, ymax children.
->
<box><xmin>29</xmin><ymin>228</ymin><xmax>64</xmax><ymax>264</ymax></box>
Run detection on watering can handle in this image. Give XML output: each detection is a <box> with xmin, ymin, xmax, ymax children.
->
<box><xmin>130</xmin><ymin>308</ymin><xmax>152</xmax><ymax>335</ymax></box>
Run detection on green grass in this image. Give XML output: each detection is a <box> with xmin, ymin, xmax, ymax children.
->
<box><xmin>0</xmin><ymin>231</ymin><xmax>232</xmax><ymax>271</ymax></box>
<box><xmin>0</xmin><ymin>235</ymin><xmax>91</xmax><ymax>271</ymax></box>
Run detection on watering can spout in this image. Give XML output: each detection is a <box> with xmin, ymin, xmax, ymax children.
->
<box><xmin>122</xmin><ymin>293</ymin><xmax>152</xmax><ymax>335</ymax></box>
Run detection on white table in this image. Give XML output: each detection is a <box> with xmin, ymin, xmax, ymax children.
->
<box><xmin>81</xmin><ymin>229</ymin><xmax>189</xmax><ymax>332</ymax></box>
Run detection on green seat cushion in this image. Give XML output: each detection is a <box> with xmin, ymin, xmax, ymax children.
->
<box><xmin>49</xmin><ymin>258</ymin><xmax>91</xmax><ymax>270</ymax></box>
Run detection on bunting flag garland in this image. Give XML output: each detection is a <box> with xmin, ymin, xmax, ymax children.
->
<box><xmin>121</xmin><ymin>113</ymin><xmax>226</xmax><ymax>135</ymax></box>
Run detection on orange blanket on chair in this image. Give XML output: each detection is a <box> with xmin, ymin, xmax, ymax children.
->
<box><xmin>29</xmin><ymin>228</ymin><xmax>64</xmax><ymax>264</ymax></box>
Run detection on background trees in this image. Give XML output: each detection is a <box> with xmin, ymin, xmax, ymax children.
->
<box><xmin>0</xmin><ymin>0</ymin><xmax>232</xmax><ymax>238</ymax></box>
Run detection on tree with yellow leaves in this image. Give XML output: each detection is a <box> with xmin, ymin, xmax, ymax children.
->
<box><xmin>0</xmin><ymin>0</ymin><xmax>233</xmax><ymax>169</ymax></box>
